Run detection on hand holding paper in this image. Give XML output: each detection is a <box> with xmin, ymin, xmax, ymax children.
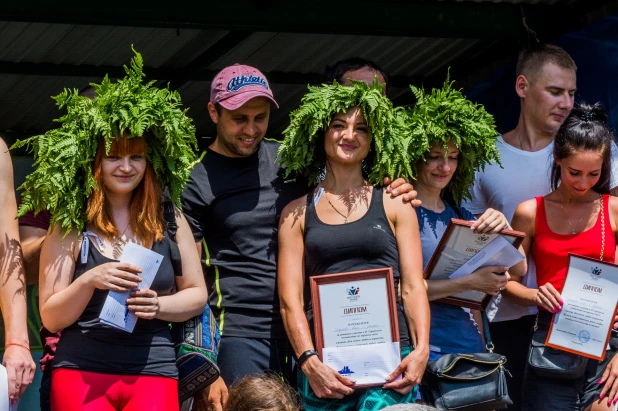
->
<box><xmin>126</xmin><ymin>288</ymin><xmax>160</xmax><ymax>320</ymax></box>
<box><xmin>99</xmin><ymin>242</ymin><xmax>164</xmax><ymax>332</ymax></box>
<box><xmin>449</xmin><ymin>235</ymin><xmax>524</xmax><ymax>280</ymax></box>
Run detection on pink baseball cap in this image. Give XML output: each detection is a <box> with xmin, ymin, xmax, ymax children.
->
<box><xmin>210</xmin><ymin>64</ymin><xmax>279</xmax><ymax>110</ymax></box>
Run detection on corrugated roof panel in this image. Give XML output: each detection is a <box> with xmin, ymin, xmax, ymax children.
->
<box><xmin>0</xmin><ymin>22</ymin><xmax>207</xmax><ymax>68</ymax></box>
<box><xmin>0</xmin><ymin>75</ymin><xmax>100</xmax><ymax>133</ymax></box>
<box><xmin>206</xmin><ymin>32</ymin><xmax>279</xmax><ymax>70</ymax></box>
<box><xmin>0</xmin><ymin>22</ymin><xmax>73</xmax><ymax>62</ymax></box>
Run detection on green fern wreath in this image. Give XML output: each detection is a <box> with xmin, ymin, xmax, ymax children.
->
<box><xmin>12</xmin><ymin>48</ymin><xmax>199</xmax><ymax>236</ymax></box>
<box><xmin>278</xmin><ymin>80</ymin><xmax>413</xmax><ymax>186</ymax></box>
<box><xmin>398</xmin><ymin>76</ymin><xmax>501</xmax><ymax>203</ymax></box>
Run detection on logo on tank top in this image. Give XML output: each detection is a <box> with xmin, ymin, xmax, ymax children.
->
<box><xmin>373</xmin><ymin>224</ymin><xmax>386</xmax><ymax>233</ymax></box>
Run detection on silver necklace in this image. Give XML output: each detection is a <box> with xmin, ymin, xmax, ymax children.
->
<box><xmin>558</xmin><ymin>202</ymin><xmax>591</xmax><ymax>234</ymax></box>
<box><xmin>112</xmin><ymin>222</ymin><xmax>131</xmax><ymax>247</ymax></box>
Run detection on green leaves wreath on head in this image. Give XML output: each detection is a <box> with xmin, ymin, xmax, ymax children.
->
<box><xmin>13</xmin><ymin>47</ymin><xmax>199</xmax><ymax>236</ymax></box>
<box><xmin>399</xmin><ymin>75</ymin><xmax>501</xmax><ymax>203</ymax></box>
<box><xmin>278</xmin><ymin>79</ymin><xmax>413</xmax><ymax>185</ymax></box>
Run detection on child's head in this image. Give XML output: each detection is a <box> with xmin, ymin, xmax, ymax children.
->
<box><xmin>224</xmin><ymin>374</ymin><xmax>300</xmax><ymax>411</ymax></box>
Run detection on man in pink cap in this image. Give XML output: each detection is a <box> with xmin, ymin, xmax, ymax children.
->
<box><xmin>205</xmin><ymin>64</ymin><xmax>278</xmax><ymax>157</ymax></box>
<box><xmin>181</xmin><ymin>64</ymin><xmax>414</xmax><ymax>411</ymax></box>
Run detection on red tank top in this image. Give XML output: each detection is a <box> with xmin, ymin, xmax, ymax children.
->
<box><xmin>532</xmin><ymin>195</ymin><xmax>615</xmax><ymax>299</ymax></box>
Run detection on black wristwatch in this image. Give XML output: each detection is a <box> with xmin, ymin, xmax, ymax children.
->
<box><xmin>297</xmin><ymin>349</ymin><xmax>319</xmax><ymax>368</ymax></box>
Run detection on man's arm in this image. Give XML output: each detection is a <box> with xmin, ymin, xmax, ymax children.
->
<box><xmin>0</xmin><ymin>138</ymin><xmax>35</xmax><ymax>403</ymax></box>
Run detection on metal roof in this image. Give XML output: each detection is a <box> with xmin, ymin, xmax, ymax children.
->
<box><xmin>0</xmin><ymin>0</ymin><xmax>615</xmax><ymax>147</ymax></box>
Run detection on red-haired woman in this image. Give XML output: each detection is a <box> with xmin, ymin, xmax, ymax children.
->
<box><xmin>38</xmin><ymin>135</ymin><xmax>207</xmax><ymax>411</ymax></box>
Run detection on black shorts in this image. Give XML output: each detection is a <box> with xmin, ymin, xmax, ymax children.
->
<box><xmin>522</xmin><ymin>311</ymin><xmax>618</xmax><ymax>410</ymax></box>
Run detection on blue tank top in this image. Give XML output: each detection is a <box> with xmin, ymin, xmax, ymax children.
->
<box><xmin>417</xmin><ymin>203</ymin><xmax>485</xmax><ymax>354</ymax></box>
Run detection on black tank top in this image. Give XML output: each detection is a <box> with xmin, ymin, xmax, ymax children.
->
<box><xmin>53</xmin><ymin>235</ymin><xmax>178</xmax><ymax>378</ymax></box>
<box><xmin>303</xmin><ymin>186</ymin><xmax>409</xmax><ymax>345</ymax></box>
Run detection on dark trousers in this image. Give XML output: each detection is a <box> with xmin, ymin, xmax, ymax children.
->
<box><xmin>489</xmin><ymin>314</ymin><xmax>536</xmax><ymax>411</ymax></box>
<box><xmin>40</xmin><ymin>369</ymin><xmax>52</xmax><ymax>411</ymax></box>
<box><xmin>217</xmin><ymin>336</ymin><xmax>296</xmax><ymax>387</ymax></box>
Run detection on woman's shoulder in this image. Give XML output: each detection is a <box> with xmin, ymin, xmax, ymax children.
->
<box><xmin>511</xmin><ymin>199</ymin><xmax>537</xmax><ymax>230</ymax></box>
<box><xmin>280</xmin><ymin>194</ymin><xmax>309</xmax><ymax>223</ymax></box>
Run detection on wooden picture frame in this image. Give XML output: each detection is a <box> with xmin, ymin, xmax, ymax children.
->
<box><xmin>545</xmin><ymin>254</ymin><xmax>618</xmax><ymax>361</ymax></box>
<box><xmin>423</xmin><ymin>219</ymin><xmax>525</xmax><ymax>310</ymax></box>
<box><xmin>310</xmin><ymin>267</ymin><xmax>400</xmax><ymax>363</ymax></box>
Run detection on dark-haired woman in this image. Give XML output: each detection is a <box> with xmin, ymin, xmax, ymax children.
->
<box><xmin>505</xmin><ymin>103</ymin><xmax>618</xmax><ymax>411</ymax></box>
<box><xmin>277</xmin><ymin>81</ymin><xmax>429</xmax><ymax>411</ymax></box>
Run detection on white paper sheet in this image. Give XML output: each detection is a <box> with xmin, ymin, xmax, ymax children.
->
<box><xmin>0</xmin><ymin>365</ymin><xmax>18</xmax><ymax>411</ymax></box>
<box><xmin>449</xmin><ymin>235</ymin><xmax>524</xmax><ymax>280</ymax></box>
<box><xmin>318</xmin><ymin>278</ymin><xmax>392</xmax><ymax>348</ymax></box>
<box><xmin>99</xmin><ymin>242</ymin><xmax>164</xmax><ymax>332</ymax></box>
<box><xmin>322</xmin><ymin>342</ymin><xmax>401</xmax><ymax>386</ymax></box>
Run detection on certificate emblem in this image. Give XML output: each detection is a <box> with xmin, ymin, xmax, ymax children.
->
<box><xmin>338</xmin><ymin>366</ymin><xmax>355</xmax><ymax>376</ymax></box>
<box><xmin>591</xmin><ymin>266</ymin><xmax>602</xmax><ymax>276</ymax></box>
<box><xmin>347</xmin><ymin>286</ymin><xmax>360</xmax><ymax>301</ymax></box>
<box><xmin>578</xmin><ymin>330</ymin><xmax>591</xmax><ymax>343</ymax></box>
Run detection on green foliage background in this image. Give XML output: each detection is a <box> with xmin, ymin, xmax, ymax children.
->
<box><xmin>278</xmin><ymin>80</ymin><xmax>413</xmax><ymax>185</ymax></box>
<box><xmin>12</xmin><ymin>48</ymin><xmax>199</xmax><ymax>236</ymax></box>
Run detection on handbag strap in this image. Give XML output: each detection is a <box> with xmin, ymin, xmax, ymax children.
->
<box><xmin>481</xmin><ymin>310</ymin><xmax>494</xmax><ymax>353</ymax></box>
<box><xmin>163</xmin><ymin>200</ymin><xmax>183</xmax><ymax>277</ymax></box>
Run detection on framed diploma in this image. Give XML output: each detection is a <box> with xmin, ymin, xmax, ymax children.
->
<box><xmin>424</xmin><ymin>219</ymin><xmax>525</xmax><ymax>310</ymax></box>
<box><xmin>310</xmin><ymin>267</ymin><xmax>401</xmax><ymax>387</ymax></box>
<box><xmin>546</xmin><ymin>254</ymin><xmax>618</xmax><ymax>361</ymax></box>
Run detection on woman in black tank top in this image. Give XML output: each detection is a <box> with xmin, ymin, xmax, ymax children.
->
<box><xmin>27</xmin><ymin>57</ymin><xmax>208</xmax><ymax>411</ymax></box>
<box><xmin>278</xmin><ymin>82</ymin><xmax>429</xmax><ymax>410</ymax></box>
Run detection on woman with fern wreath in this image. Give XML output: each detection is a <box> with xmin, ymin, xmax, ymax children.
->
<box><xmin>277</xmin><ymin>80</ymin><xmax>429</xmax><ymax>411</ymax></box>
<box><xmin>14</xmin><ymin>51</ymin><xmax>207</xmax><ymax>411</ymax></box>
<box><xmin>398</xmin><ymin>78</ymin><xmax>520</xmax><ymax>403</ymax></box>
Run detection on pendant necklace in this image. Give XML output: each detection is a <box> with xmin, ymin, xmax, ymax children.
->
<box><xmin>325</xmin><ymin>192</ymin><xmax>356</xmax><ymax>224</ymax></box>
<box><xmin>559</xmin><ymin>202</ymin><xmax>590</xmax><ymax>234</ymax></box>
<box><xmin>112</xmin><ymin>222</ymin><xmax>131</xmax><ymax>247</ymax></box>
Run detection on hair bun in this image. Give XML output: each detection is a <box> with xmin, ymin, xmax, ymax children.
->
<box><xmin>576</xmin><ymin>102</ymin><xmax>608</xmax><ymax>125</ymax></box>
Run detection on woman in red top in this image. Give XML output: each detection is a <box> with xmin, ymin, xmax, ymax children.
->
<box><xmin>507</xmin><ymin>103</ymin><xmax>618</xmax><ymax>411</ymax></box>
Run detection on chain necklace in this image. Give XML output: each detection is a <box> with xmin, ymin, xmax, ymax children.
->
<box><xmin>325</xmin><ymin>192</ymin><xmax>356</xmax><ymax>224</ymax></box>
<box><xmin>516</xmin><ymin>128</ymin><xmax>524</xmax><ymax>150</ymax></box>
<box><xmin>112</xmin><ymin>222</ymin><xmax>131</xmax><ymax>247</ymax></box>
<box><xmin>558</xmin><ymin>201</ymin><xmax>593</xmax><ymax>234</ymax></box>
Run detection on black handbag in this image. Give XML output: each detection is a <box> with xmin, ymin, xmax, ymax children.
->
<box><xmin>527</xmin><ymin>312</ymin><xmax>588</xmax><ymax>380</ymax></box>
<box><xmin>422</xmin><ymin>311</ymin><xmax>513</xmax><ymax>411</ymax></box>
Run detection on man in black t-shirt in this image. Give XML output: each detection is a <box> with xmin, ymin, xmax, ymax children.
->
<box><xmin>182</xmin><ymin>64</ymin><xmax>305</xmax><ymax>411</ymax></box>
<box><xmin>183</xmin><ymin>64</ymin><xmax>416</xmax><ymax>411</ymax></box>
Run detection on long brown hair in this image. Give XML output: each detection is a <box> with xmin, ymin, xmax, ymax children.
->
<box><xmin>87</xmin><ymin>136</ymin><xmax>165</xmax><ymax>244</ymax></box>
